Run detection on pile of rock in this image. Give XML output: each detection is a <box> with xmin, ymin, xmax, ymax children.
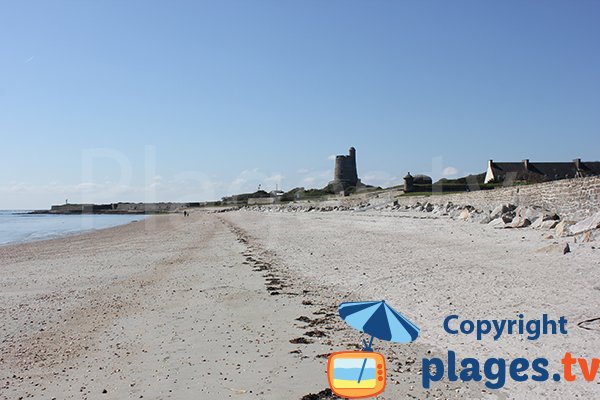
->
<box><xmin>240</xmin><ymin>204</ymin><xmax>355</xmax><ymax>213</ymax></box>
<box><xmin>567</xmin><ymin>211</ymin><xmax>600</xmax><ymax>243</ymax></box>
<box><xmin>235</xmin><ymin>198</ymin><xmax>600</xmax><ymax>243</ymax></box>
<box><xmin>399</xmin><ymin>200</ymin><xmax>600</xmax><ymax>243</ymax></box>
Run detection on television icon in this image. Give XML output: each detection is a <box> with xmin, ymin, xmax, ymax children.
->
<box><xmin>327</xmin><ymin>351</ymin><xmax>386</xmax><ymax>398</ymax></box>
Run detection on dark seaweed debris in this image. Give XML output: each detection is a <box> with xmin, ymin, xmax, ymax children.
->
<box><xmin>300</xmin><ymin>388</ymin><xmax>342</xmax><ymax>400</ymax></box>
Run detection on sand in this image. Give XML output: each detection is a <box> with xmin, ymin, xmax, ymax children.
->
<box><xmin>1</xmin><ymin>208</ymin><xmax>599</xmax><ymax>399</ymax></box>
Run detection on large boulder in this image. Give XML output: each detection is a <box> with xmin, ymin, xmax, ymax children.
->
<box><xmin>531</xmin><ymin>212</ymin><xmax>560</xmax><ymax>229</ymax></box>
<box><xmin>473</xmin><ymin>213</ymin><xmax>493</xmax><ymax>224</ymax></box>
<box><xmin>574</xmin><ymin>230</ymin><xmax>597</xmax><ymax>243</ymax></box>
<box><xmin>490</xmin><ymin>204</ymin><xmax>516</xmax><ymax>220</ymax></box>
<box><xmin>535</xmin><ymin>243</ymin><xmax>570</xmax><ymax>254</ymax></box>
<box><xmin>543</xmin><ymin>213</ymin><xmax>561</xmax><ymax>221</ymax></box>
<box><xmin>458</xmin><ymin>209</ymin><xmax>471</xmax><ymax>220</ymax></box>
<box><xmin>511</xmin><ymin>216</ymin><xmax>532</xmax><ymax>228</ymax></box>
<box><xmin>515</xmin><ymin>206</ymin><xmax>544</xmax><ymax>225</ymax></box>
<box><xmin>488</xmin><ymin>217</ymin><xmax>510</xmax><ymax>229</ymax></box>
<box><xmin>431</xmin><ymin>205</ymin><xmax>445</xmax><ymax>215</ymax></box>
<box><xmin>534</xmin><ymin>219</ymin><xmax>560</xmax><ymax>230</ymax></box>
<box><xmin>501</xmin><ymin>212</ymin><xmax>515</xmax><ymax>223</ymax></box>
<box><xmin>569</xmin><ymin>211</ymin><xmax>600</xmax><ymax>236</ymax></box>
<box><xmin>554</xmin><ymin>220</ymin><xmax>575</xmax><ymax>237</ymax></box>
<box><xmin>448</xmin><ymin>208</ymin><xmax>462</xmax><ymax>218</ymax></box>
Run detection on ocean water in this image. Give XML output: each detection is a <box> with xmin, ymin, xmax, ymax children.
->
<box><xmin>0</xmin><ymin>210</ymin><xmax>147</xmax><ymax>245</ymax></box>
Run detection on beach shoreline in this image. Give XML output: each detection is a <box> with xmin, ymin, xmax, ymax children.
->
<box><xmin>1</xmin><ymin>209</ymin><xmax>599</xmax><ymax>399</ymax></box>
<box><xmin>0</xmin><ymin>212</ymin><xmax>148</xmax><ymax>248</ymax></box>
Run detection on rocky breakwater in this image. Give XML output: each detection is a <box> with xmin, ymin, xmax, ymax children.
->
<box><xmin>391</xmin><ymin>200</ymin><xmax>600</xmax><ymax>245</ymax></box>
<box><xmin>237</xmin><ymin>198</ymin><xmax>600</xmax><ymax>249</ymax></box>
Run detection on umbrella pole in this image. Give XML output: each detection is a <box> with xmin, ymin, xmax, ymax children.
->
<box><xmin>362</xmin><ymin>335</ymin><xmax>374</xmax><ymax>351</ymax></box>
<box><xmin>357</xmin><ymin>335</ymin><xmax>375</xmax><ymax>384</ymax></box>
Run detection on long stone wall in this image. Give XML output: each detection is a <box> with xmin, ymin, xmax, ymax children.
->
<box><xmin>389</xmin><ymin>176</ymin><xmax>600</xmax><ymax>221</ymax></box>
<box><xmin>47</xmin><ymin>202</ymin><xmax>191</xmax><ymax>214</ymax></box>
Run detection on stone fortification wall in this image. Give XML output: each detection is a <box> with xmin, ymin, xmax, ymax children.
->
<box><xmin>389</xmin><ymin>176</ymin><xmax>600</xmax><ymax>220</ymax></box>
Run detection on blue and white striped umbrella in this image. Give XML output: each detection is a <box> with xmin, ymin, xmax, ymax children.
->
<box><xmin>339</xmin><ymin>300</ymin><xmax>419</xmax><ymax>344</ymax></box>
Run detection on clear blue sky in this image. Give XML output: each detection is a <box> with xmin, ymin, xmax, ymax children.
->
<box><xmin>1</xmin><ymin>1</ymin><xmax>599</xmax><ymax>209</ymax></box>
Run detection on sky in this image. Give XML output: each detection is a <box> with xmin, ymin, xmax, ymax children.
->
<box><xmin>1</xmin><ymin>1</ymin><xmax>599</xmax><ymax>209</ymax></box>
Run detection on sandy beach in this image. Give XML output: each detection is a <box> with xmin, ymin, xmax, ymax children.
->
<box><xmin>4</xmin><ymin>1</ymin><xmax>599</xmax><ymax>398</ymax></box>
<box><xmin>1</xmin><ymin>208</ymin><xmax>600</xmax><ymax>399</ymax></box>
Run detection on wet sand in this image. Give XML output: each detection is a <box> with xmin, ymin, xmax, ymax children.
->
<box><xmin>1</xmin><ymin>209</ymin><xmax>599</xmax><ymax>399</ymax></box>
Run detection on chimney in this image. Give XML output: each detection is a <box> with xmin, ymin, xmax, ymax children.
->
<box><xmin>573</xmin><ymin>158</ymin><xmax>581</xmax><ymax>170</ymax></box>
<box><xmin>488</xmin><ymin>159</ymin><xmax>493</xmax><ymax>169</ymax></box>
<box><xmin>522</xmin><ymin>159</ymin><xmax>529</xmax><ymax>170</ymax></box>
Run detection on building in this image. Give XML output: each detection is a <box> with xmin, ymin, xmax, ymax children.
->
<box><xmin>484</xmin><ymin>159</ymin><xmax>600</xmax><ymax>184</ymax></box>
<box><xmin>330</xmin><ymin>147</ymin><xmax>361</xmax><ymax>193</ymax></box>
<box><xmin>403</xmin><ymin>172</ymin><xmax>433</xmax><ymax>192</ymax></box>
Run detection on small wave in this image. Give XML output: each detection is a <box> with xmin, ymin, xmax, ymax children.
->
<box><xmin>0</xmin><ymin>214</ymin><xmax>146</xmax><ymax>246</ymax></box>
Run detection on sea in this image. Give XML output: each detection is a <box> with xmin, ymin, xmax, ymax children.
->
<box><xmin>0</xmin><ymin>210</ymin><xmax>146</xmax><ymax>246</ymax></box>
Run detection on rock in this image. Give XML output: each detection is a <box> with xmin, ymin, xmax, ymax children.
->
<box><xmin>475</xmin><ymin>214</ymin><xmax>493</xmax><ymax>224</ymax></box>
<box><xmin>458</xmin><ymin>209</ymin><xmax>471</xmax><ymax>220</ymax></box>
<box><xmin>490</xmin><ymin>206</ymin><xmax>503</xmax><ymax>219</ymax></box>
<box><xmin>581</xmin><ymin>231</ymin><xmax>592</xmax><ymax>243</ymax></box>
<box><xmin>563</xmin><ymin>243</ymin><xmax>570</xmax><ymax>254</ymax></box>
<box><xmin>575</xmin><ymin>230</ymin><xmax>598</xmax><ymax>243</ymax></box>
<box><xmin>448</xmin><ymin>208</ymin><xmax>462</xmax><ymax>218</ymax></box>
<box><xmin>488</xmin><ymin>217</ymin><xmax>509</xmax><ymax>229</ymax></box>
<box><xmin>511</xmin><ymin>216</ymin><xmax>531</xmax><ymax>228</ymax></box>
<box><xmin>555</xmin><ymin>221</ymin><xmax>575</xmax><ymax>237</ymax></box>
<box><xmin>491</xmin><ymin>204</ymin><xmax>516</xmax><ymax>219</ymax></box>
<box><xmin>513</xmin><ymin>206</ymin><xmax>526</xmax><ymax>217</ymax></box>
<box><xmin>569</xmin><ymin>211</ymin><xmax>600</xmax><ymax>236</ymax></box>
<box><xmin>532</xmin><ymin>211</ymin><xmax>561</xmax><ymax>228</ymax></box>
<box><xmin>501</xmin><ymin>212</ymin><xmax>515</xmax><ymax>223</ymax></box>
<box><xmin>543</xmin><ymin>213</ymin><xmax>560</xmax><ymax>221</ymax></box>
<box><xmin>490</xmin><ymin>204</ymin><xmax>501</xmax><ymax>214</ymax></box>
<box><xmin>533</xmin><ymin>219</ymin><xmax>559</xmax><ymax>230</ymax></box>
<box><xmin>536</xmin><ymin>243</ymin><xmax>566</xmax><ymax>253</ymax></box>
<box><xmin>516</xmin><ymin>206</ymin><xmax>544</xmax><ymax>224</ymax></box>
<box><xmin>432</xmin><ymin>205</ymin><xmax>445</xmax><ymax>215</ymax></box>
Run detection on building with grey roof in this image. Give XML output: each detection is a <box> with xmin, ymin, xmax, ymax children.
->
<box><xmin>484</xmin><ymin>159</ymin><xmax>600</xmax><ymax>184</ymax></box>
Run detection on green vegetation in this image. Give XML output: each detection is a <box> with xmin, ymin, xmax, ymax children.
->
<box><xmin>401</xmin><ymin>176</ymin><xmax>534</xmax><ymax>196</ymax></box>
<box><xmin>280</xmin><ymin>185</ymin><xmax>335</xmax><ymax>202</ymax></box>
<box><xmin>279</xmin><ymin>184</ymin><xmax>381</xmax><ymax>202</ymax></box>
<box><xmin>219</xmin><ymin>171</ymin><xmax>540</xmax><ymax>206</ymax></box>
<box><xmin>221</xmin><ymin>190</ymin><xmax>271</xmax><ymax>205</ymax></box>
<box><xmin>434</xmin><ymin>172</ymin><xmax>486</xmax><ymax>185</ymax></box>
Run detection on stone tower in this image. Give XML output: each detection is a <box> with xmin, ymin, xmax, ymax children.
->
<box><xmin>331</xmin><ymin>147</ymin><xmax>360</xmax><ymax>193</ymax></box>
